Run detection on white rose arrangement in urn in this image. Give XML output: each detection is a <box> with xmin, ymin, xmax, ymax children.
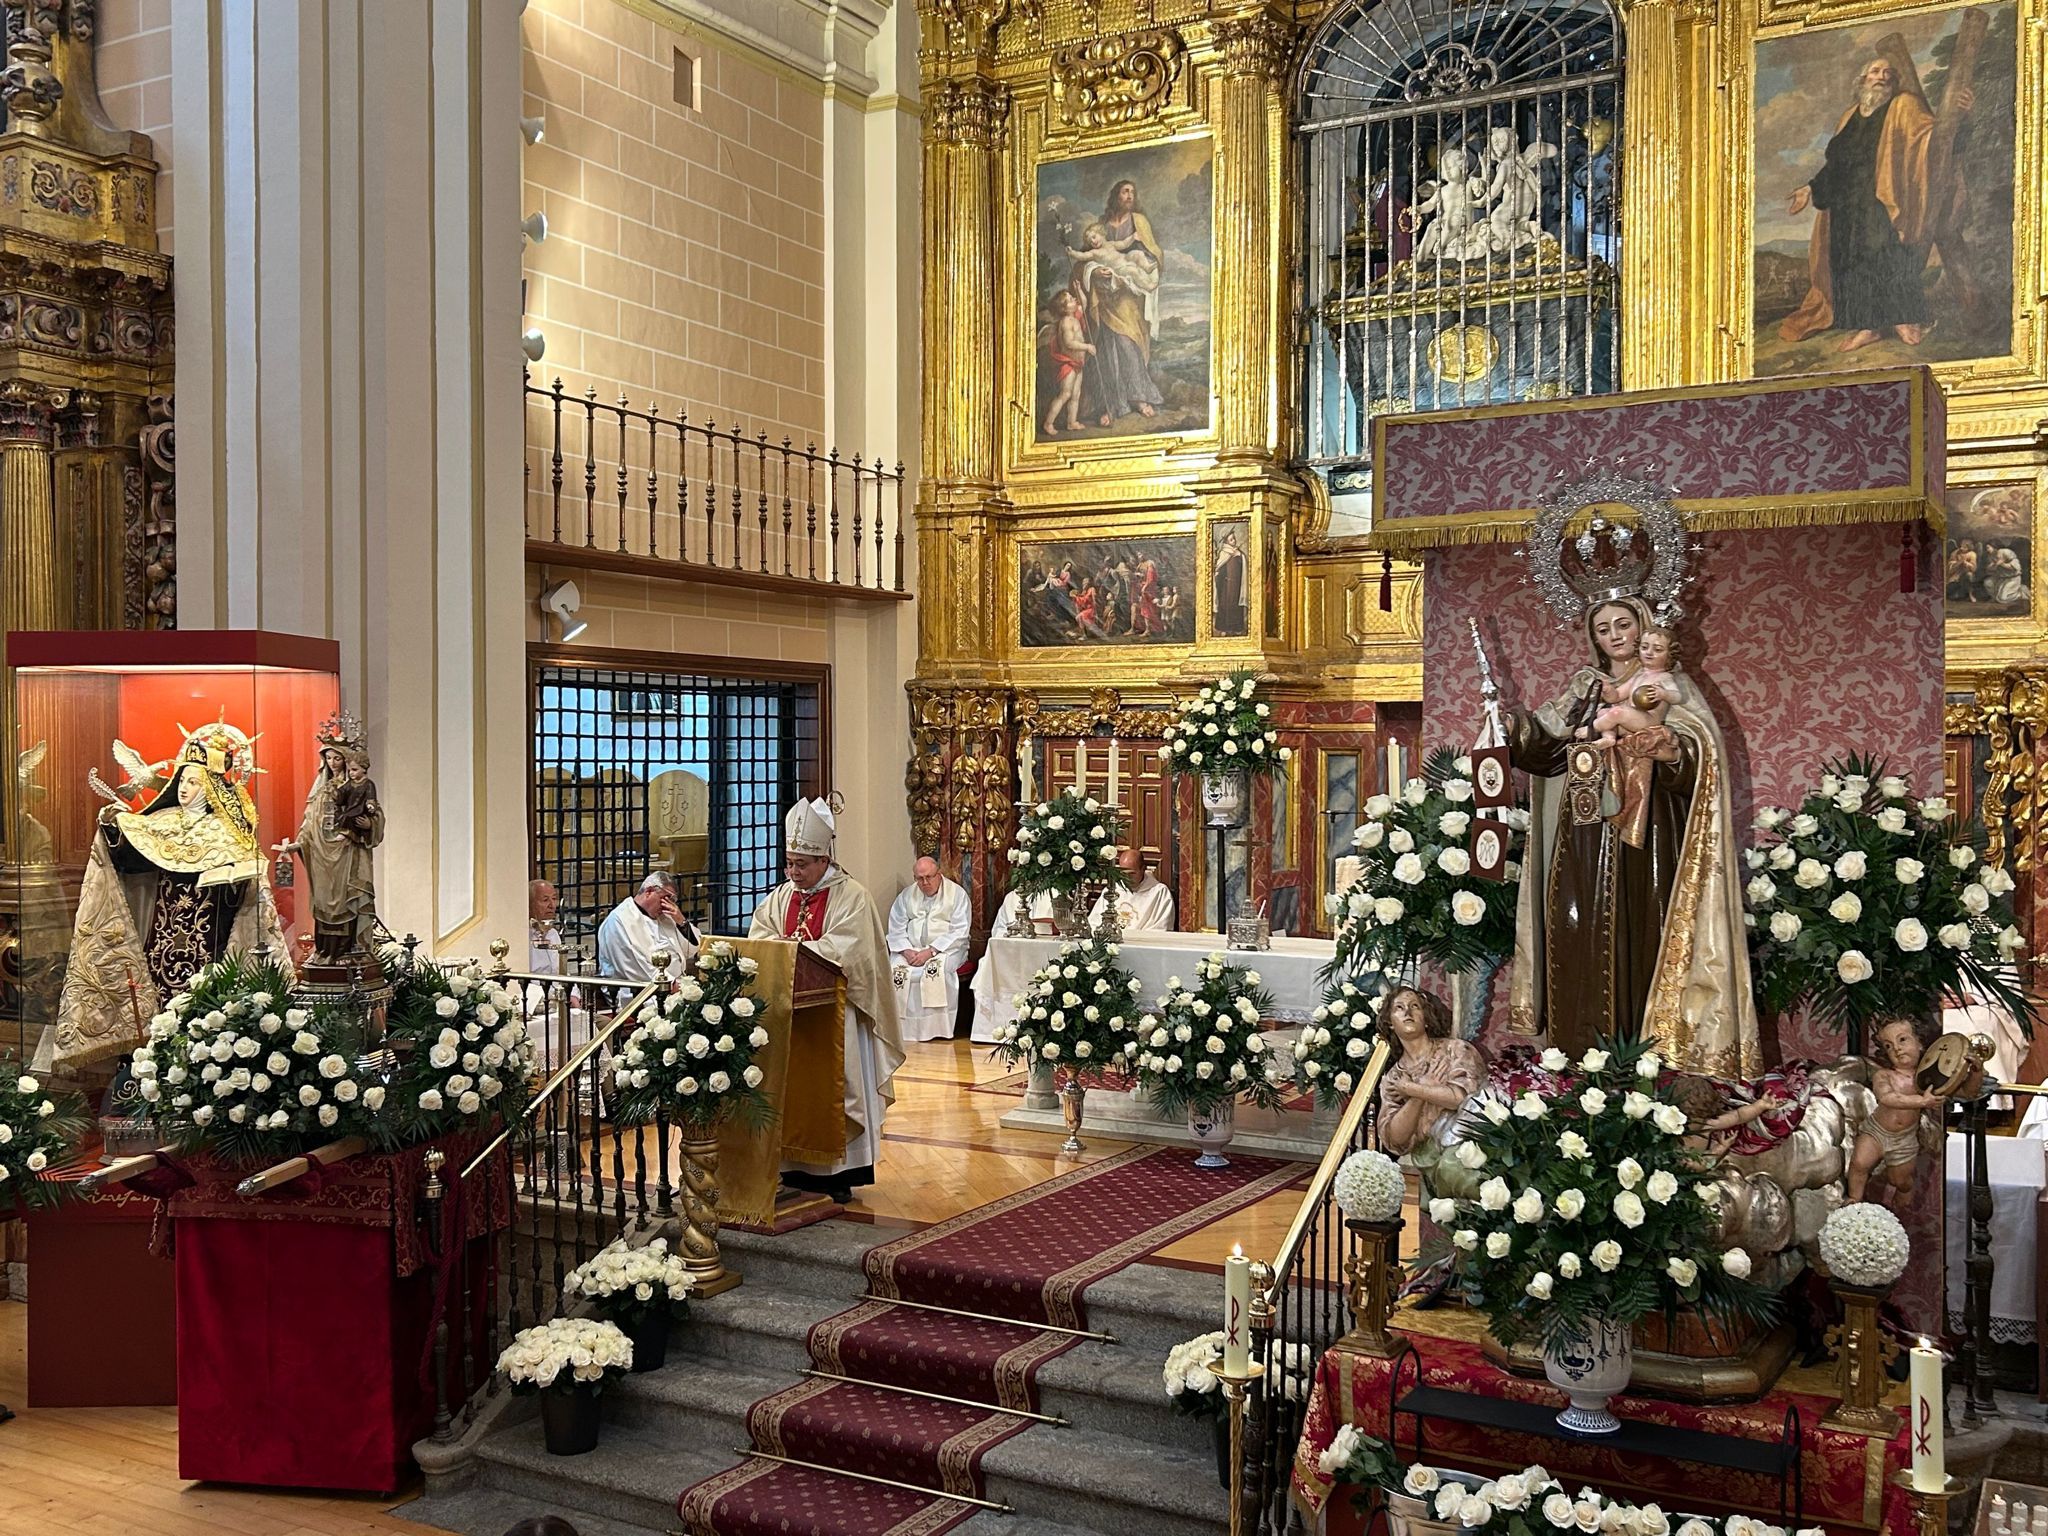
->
<box><xmin>1157</xmin><ymin>669</ymin><xmax>1292</xmax><ymax>827</ymax></box>
<box><xmin>1134</xmin><ymin>952</ymin><xmax>1283</xmax><ymax>1167</ymax></box>
<box><xmin>992</xmin><ymin>935</ymin><xmax>1145</xmax><ymax>1154</ymax></box>
<box><xmin>1003</xmin><ymin>790</ymin><xmax>1129</xmax><ymax>937</ymax></box>
<box><xmin>1432</xmin><ymin>1036</ymin><xmax>1774</xmax><ymax>1434</ymax></box>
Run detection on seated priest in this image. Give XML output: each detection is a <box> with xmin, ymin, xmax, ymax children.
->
<box><xmin>596</xmin><ymin>871</ymin><xmax>699</xmax><ymax>984</ymax></box>
<box><xmin>528</xmin><ymin>878</ymin><xmax>563</xmax><ymax>975</ymax></box>
<box><xmin>991</xmin><ymin>885</ymin><xmax>1053</xmax><ymax>935</ymax></box>
<box><xmin>749</xmin><ymin>798</ymin><xmax>904</xmax><ymax>1204</ymax></box>
<box><xmin>1090</xmin><ymin>847</ymin><xmax>1176</xmax><ymax>933</ymax></box>
<box><xmin>886</xmin><ymin>856</ymin><xmax>971</xmax><ymax>1043</ymax></box>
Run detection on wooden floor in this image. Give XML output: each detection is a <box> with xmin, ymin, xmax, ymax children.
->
<box><xmin>0</xmin><ymin>1038</ymin><xmax>1342</xmax><ymax>1535</ymax></box>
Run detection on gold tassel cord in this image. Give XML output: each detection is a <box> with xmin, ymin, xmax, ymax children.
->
<box><xmin>1361</xmin><ymin>495</ymin><xmax>1945</xmax><ymax>555</ymax></box>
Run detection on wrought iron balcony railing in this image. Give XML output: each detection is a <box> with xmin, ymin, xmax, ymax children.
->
<box><xmin>524</xmin><ymin>374</ymin><xmax>909</xmax><ymax>603</ymax></box>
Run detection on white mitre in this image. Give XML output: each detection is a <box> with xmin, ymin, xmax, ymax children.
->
<box><xmin>786</xmin><ymin>797</ymin><xmax>837</xmax><ymax>858</ymax></box>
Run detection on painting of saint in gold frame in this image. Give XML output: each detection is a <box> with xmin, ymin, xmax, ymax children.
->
<box><xmin>1750</xmin><ymin>1</ymin><xmax>2019</xmax><ymax>378</ymax></box>
<box><xmin>1945</xmin><ymin>481</ymin><xmax>2034</xmax><ymax>620</ymax></box>
<box><xmin>1033</xmin><ymin>137</ymin><xmax>1212</xmax><ymax>443</ymax></box>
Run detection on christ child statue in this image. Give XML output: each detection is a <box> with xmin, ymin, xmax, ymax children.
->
<box><xmin>1585</xmin><ymin>627</ymin><xmax>1685</xmax><ymax>748</ymax></box>
<box><xmin>332</xmin><ymin>753</ymin><xmax>384</xmax><ymax>848</ymax></box>
<box><xmin>1846</xmin><ymin>1015</ymin><xmax>1944</xmax><ymax>1202</ymax></box>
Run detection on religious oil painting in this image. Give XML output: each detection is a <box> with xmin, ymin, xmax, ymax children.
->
<box><xmin>1750</xmin><ymin>2</ymin><xmax>2019</xmax><ymax>378</ymax></box>
<box><xmin>1945</xmin><ymin>481</ymin><xmax>2034</xmax><ymax>619</ymax></box>
<box><xmin>1210</xmin><ymin>519</ymin><xmax>1249</xmax><ymax>638</ymax></box>
<box><xmin>1018</xmin><ymin>536</ymin><xmax>1196</xmax><ymax>649</ymax></box>
<box><xmin>1032</xmin><ymin>137</ymin><xmax>1213</xmax><ymax>444</ymax></box>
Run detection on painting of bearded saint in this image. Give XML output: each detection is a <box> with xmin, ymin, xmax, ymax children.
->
<box><xmin>1750</xmin><ymin>2</ymin><xmax>2017</xmax><ymax>376</ymax></box>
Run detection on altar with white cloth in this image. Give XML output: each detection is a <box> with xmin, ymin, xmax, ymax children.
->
<box><xmin>977</xmin><ymin>929</ymin><xmax>1342</xmax><ymax>1159</ymax></box>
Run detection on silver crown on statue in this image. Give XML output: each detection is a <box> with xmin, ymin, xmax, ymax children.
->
<box><xmin>1521</xmin><ymin>459</ymin><xmax>1699</xmax><ymax>630</ymax></box>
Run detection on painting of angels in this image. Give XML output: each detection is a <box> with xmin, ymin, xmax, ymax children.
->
<box><xmin>1944</xmin><ymin>482</ymin><xmax>2034</xmax><ymax>619</ymax></box>
<box><xmin>1034</xmin><ymin>138</ymin><xmax>1212</xmax><ymax>443</ymax></box>
<box><xmin>1750</xmin><ymin>2</ymin><xmax>2018</xmax><ymax>377</ymax></box>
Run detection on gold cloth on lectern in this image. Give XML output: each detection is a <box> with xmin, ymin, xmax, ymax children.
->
<box><xmin>715</xmin><ymin>936</ymin><xmax>847</xmax><ymax>1226</ymax></box>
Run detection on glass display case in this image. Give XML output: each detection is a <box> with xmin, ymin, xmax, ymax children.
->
<box><xmin>2</xmin><ymin>630</ymin><xmax>341</xmax><ymax>1088</ymax></box>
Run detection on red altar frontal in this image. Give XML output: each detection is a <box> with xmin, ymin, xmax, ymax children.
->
<box><xmin>1292</xmin><ymin>1316</ymin><xmax>1913</xmax><ymax>1536</ymax></box>
<box><xmin>144</xmin><ymin>1133</ymin><xmax>510</xmax><ymax>1493</ymax></box>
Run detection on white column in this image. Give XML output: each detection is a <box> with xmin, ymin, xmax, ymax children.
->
<box><xmin>170</xmin><ymin>0</ymin><xmax>527</xmax><ymax>952</ymax></box>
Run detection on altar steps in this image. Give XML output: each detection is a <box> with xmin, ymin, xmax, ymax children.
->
<box><xmin>400</xmin><ymin>1218</ymin><xmax>1233</xmax><ymax>1536</ymax></box>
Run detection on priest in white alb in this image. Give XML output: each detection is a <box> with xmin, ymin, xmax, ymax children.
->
<box><xmin>1090</xmin><ymin>847</ymin><xmax>1176</xmax><ymax>933</ymax></box>
<box><xmin>886</xmin><ymin>857</ymin><xmax>971</xmax><ymax>1043</ymax></box>
<box><xmin>596</xmin><ymin>872</ymin><xmax>698</xmax><ymax>982</ymax></box>
<box><xmin>748</xmin><ymin>798</ymin><xmax>904</xmax><ymax>1202</ymax></box>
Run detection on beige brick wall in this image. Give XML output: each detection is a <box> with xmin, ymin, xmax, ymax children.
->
<box><xmin>522</xmin><ymin>0</ymin><xmax>826</xmax><ymax>449</ymax></box>
<box><xmin>525</xmin><ymin>567</ymin><xmax>829</xmax><ymax>666</ymax></box>
<box><xmin>93</xmin><ymin>0</ymin><xmax>175</xmax><ymax>255</ymax></box>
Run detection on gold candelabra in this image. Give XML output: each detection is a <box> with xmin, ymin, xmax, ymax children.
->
<box><xmin>1891</xmin><ymin>1471</ymin><xmax>1963</xmax><ymax>1536</ymax></box>
<box><xmin>1209</xmin><ymin>1356</ymin><xmax>1266</xmax><ymax>1536</ymax></box>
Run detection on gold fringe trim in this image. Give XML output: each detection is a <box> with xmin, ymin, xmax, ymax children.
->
<box><xmin>1363</xmin><ymin>495</ymin><xmax>1945</xmax><ymax>554</ymax></box>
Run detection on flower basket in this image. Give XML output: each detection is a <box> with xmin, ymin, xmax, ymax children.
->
<box><xmin>561</xmin><ymin>1235</ymin><xmax>695</xmax><ymax>1369</ymax></box>
<box><xmin>498</xmin><ymin>1317</ymin><xmax>633</xmax><ymax>1455</ymax></box>
<box><xmin>1744</xmin><ymin>757</ymin><xmax>2034</xmax><ymax>1052</ymax></box>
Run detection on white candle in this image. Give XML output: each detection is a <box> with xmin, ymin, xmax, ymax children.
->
<box><xmin>1108</xmin><ymin>736</ymin><xmax>1121</xmax><ymax>806</ymax></box>
<box><xmin>1909</xmin><ymin>1337</ymin><xmax>1945</xmax><ymax>1492</ymax></box>
<box><xmin>1387</xmin><ymin>740</ymin><xmax>1404</xmax><ymax>798</ymax></box>
<box><xmin>1020</xmin><ymin>742</ymin><xmax>1035</xmax><ymax>805</ymax></box>
<box><xmin>1223</xmin><ymin>1244</ymin><xmax>1252</xmax><ymax>1375</ymax></box>
<box><xmin>1077</xmin><ymin>741</ymin><xmax>1088</xmax><ymax>799</ymax></box>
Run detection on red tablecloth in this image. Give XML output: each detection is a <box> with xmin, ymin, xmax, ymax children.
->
<box><xmin>1292</xmin><ymin>1333</ymin><xmax>1912</xmax><ymax>1536</ymax></box>
<box><xmin>160</xmin><ymin>1134</ymin><xmax>510</xmax><ymax>1493</ymax></box>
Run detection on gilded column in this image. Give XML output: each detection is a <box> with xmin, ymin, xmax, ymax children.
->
<box><xmin>1619</xmin><ymin>0</ymin><xmax>1685</xmax><ymax>390</ymax></box>
<box><xmin>918</xmin><ymin>74</ymin><xmax>1010</xmax><ymax>670</ymax></box>
<box><xmin>1211</xmin><ymin>12</ymin><xmax>1290</xmax><ymax>460</ymax></box>
<box><xmin>0</xmin><ymin>382</ymin><xmax>63</xmax><ymax>857</ymax></box>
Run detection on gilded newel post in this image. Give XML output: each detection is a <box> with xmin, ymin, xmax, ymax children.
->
<box><xmin>1210</xmin><ymin>11</ymin><xmax>1291</xmax><ymax>461</ymax></box>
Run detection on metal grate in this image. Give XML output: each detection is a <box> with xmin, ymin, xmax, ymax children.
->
<box><xmin>530</xmin><ymin>659</ymin><xmax>823</xmax><ymax>953</ymax></box>
<box><xmin>1298</xmin><ymin>0</ymin><xmax>1623</xmax><ymax>520</ymax></box>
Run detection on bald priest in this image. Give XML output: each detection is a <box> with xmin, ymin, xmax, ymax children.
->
<box><xmin>748</xmin><ymin>798</ymin><xmax>905</xmax><ymax>1203</ymax></box>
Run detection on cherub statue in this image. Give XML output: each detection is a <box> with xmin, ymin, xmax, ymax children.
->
<box><xmin>1583</xmin><ymin>627</ymin><xmax>1686</xmax><ymax>748</ymax></box>
<box><xmin>1472</xmin><ymin>126</ymin><xmax>1560</xmax><ymax>259</ymax></box>
<box><xmin>1410</xmin><ymin>148</ymin><xmax>1486</xmax><ymax>264</ymax></box>
<box><xmin>1846</xmin><ymin>1015</ymin><xmax>1945</xmax><ymax>1203</ymax></box>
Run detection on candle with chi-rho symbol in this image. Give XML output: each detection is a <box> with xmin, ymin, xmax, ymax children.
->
<box><xmin>1908</xmin><ymin>1336</ymin><xmax>1945</xmax><ymax>1492</ymax></box>
<box><xmin>1223</xmin><ymin>1244</ymin><xmax>1251</xmax><ymax>1375</ymax></box>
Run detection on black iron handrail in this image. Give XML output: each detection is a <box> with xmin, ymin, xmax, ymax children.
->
<box><xmin>523</xmin><ymin>374</ymin><xmax>908</xmax><ymax>601</ymax></box>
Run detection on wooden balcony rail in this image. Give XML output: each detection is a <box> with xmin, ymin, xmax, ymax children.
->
<box><xmin>524</xmin><ymin>374</ymin><xmax>909</xmax><ymax>603</ymax></box>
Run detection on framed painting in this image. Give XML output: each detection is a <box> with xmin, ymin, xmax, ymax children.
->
<box><xmin>1018</xmin><ymin>536</ymin><xmax>1196</xmax><ymax>649</ymax></box>
<box><xmin>1032</xmin><ymin>137</ymin><xmax>1212</xmax><ymax>444</ymax></box>
<box><xmin>1750</xmin><ymin>1</ymin><xmax>2020</xmax><ymax>378</ymax></box>
<box><xmin>1944</xmin><ymin>480</ymin><xmax>2034</xmax><ymax>620</ymax></box>
<box><xmin>1210</xmin><ymin>519</ymin><xmax>1249</xmax><ymax>638</ymax></box>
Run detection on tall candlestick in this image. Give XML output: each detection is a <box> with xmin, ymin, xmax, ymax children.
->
<box><xmin>1388</xmin><ymin>740</ymin><xmax>1404</xmax><ymax>798</ymax></box>
<box><xmin>1108</xmin><ymin>736</ymin><xmax>1121</xmax><ymax>806</ymax></box>
<box><xmin>1021</xmin><ymin>741</ymin><xmax>1035</xmax><ymax>805</ymax></box>
<box><xmin>1223</xmin><ymin>1244</ymin><xmax>1252</xmax><ymax>1375</ymax></box>
<box><xmin>1909</xmin><ymin>1337</ymin><xmax>1945</xmax><ymax>1492</ymax></box>
<box><xmin>1077</xmin><ymin>741</ymin><xmax>1089</xmax><ymax>799</ymax></box>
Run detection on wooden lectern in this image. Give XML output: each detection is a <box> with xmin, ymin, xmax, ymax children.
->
<box><xmin>716</xmin><ymin>937</ymin><xmax>848</xmax><ymax>1229</ymax></box>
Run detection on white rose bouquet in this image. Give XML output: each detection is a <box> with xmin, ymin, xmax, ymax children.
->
<box><xmin>1744</xmin><ymin>757</ymin><xmax>2033</xmax><ymax>1052</ymax></box>
<box><xmin>1004</xmin><ymin>789</ymin><xmax>1128</xmax><ymax>903</ymax></box>
<box><xmin>991</xmin><ymin>936</ymin><xmax>1144</xmax><ymax>1083</ymax></box>
<box><xmin>1158</xmin><ymin>668</ymin><xmax>1292</xmax><ymax>781</ymax></box>
<box><xmin>1164</xmin><ymin>1330</ymin><xmax>1315</xmax><ymax>1422</ymax></box>
<box><xmin>1134</xmin><ymin>952</ymin><xmax>1283</xmax><ymax>1117</ymax></box>
<box><xmin>380</xmin><ymin>956</ymin><xmax>539</xmax><ymax>1143</ymax></box>
<box><xmin>562</xmin><ymin>1234</ymin><xmax>697</xmax><ymax>1329</ymax></box>
<box><xmin>1434</xmin><ymin>1035</ymin><xmax>1773</xmax><ymax>1351</ymax></box>
<box><xmin>1291</xmin><ymin>977</ymin><xmax>1388</xmax><ymax>1107</ymax></box>
<box><xmin>0</xmin><ymin>1058</ymin><xmax>88</xmax><ymax>1208</ymax></box>
<box><xmin>1332</xmin><ymin>747</ymin><xmax>1523</xmax><ymax>980</ymax></box>
<box><xmin>608</xmin><ymin>940</ymin><xmax>771</xmax><ymax>1132</ymax></box>
<box><xmin>496</xmin><ymin>1316</ymin><xmax>633</xmax><ymax>1394</ymax></box>
<box><xmin>132</xmin><ymin>954</ymin><xmax>375</xmax><ymax>1161</ymax></box>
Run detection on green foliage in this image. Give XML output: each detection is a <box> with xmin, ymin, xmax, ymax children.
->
<box><xmin>374</xmin><ymin>954</ymin><xmax>539</xmax><ymax>1149</ymax></box>
<box><xmin>0</xmin><ymin>1057</ymin><xmax>90</xmax><ymax>1209</ymax></box>
<box><xmin>989</xmin><ymin>935</ymin><xmax>1144</xmax><ymax>1081</ymax></box>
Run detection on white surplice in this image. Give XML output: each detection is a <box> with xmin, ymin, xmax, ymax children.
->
<box><xmin>594</xmin><ymin>896</ymin><xmax>696</xmax><ymax>982</ymax></box>
<box><xmin>1089</xmin><ymin>872</ymin><xmax>1176</xmax><ymax>934</ymax></box>
<box><xmin>886</xmin><ymin>876</ymin><xmax>972</xmax><ymax>1043</ymax></box>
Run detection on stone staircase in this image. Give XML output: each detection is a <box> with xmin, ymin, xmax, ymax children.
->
<box><xmin>399</xmin><ymin>1219</ymin><xmax>1234</xmax><ymax>1536</ymax></box>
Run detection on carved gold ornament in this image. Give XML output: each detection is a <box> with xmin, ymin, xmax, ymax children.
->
<box><xmin>1424</xmin><ymin>323</ymin><xmax>1499</xmax><ymax>383</ymax></box>
<box><xmin>1049</xmin><ymin>30</ymin><xmax>1185</xmax><ymax>129</ymax></box>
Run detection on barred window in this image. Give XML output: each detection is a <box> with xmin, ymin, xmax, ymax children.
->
<box><xmin>531</xmin><ymin>657</ymin><xmax>825</xmax><ymax>956</ymax></box>
<box><xmin>1299</xmin><ymin>0</ymin><xmax>1622</xmax><ymax>532</ymax></box>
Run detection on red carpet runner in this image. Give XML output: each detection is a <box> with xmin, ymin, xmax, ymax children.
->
<box><xmin>676</xmin><ymin>1145</ymin><xmax>1306</xmax><ymax>1536</ymax></box>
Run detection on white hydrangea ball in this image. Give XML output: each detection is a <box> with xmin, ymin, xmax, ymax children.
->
<box><xmin>1332</xmin><ymin>1148</ymin><xmax>1405</xmax><ymax>1223</ymax></box>
<box><xmin>1818</xmin><ymin>1201</ymin><xmax>1911</xmax><ymax>1289</ymax></box>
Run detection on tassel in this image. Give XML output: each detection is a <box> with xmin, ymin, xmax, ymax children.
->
<box><xmin>1899</xmin><ymin>526</ymin><xmax>1915</xmax><ymax>593</ymax></box>
<box><xmin>1379</xmin><ymin>551</ymin><xmax>1393</xmax><ymax>611</ymax></box>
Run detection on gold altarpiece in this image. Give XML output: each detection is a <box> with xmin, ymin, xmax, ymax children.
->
<box><xmin>910</xmin><ymin>0</ymin><xmax>2048</xmax><ymax>949</ymax></box>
